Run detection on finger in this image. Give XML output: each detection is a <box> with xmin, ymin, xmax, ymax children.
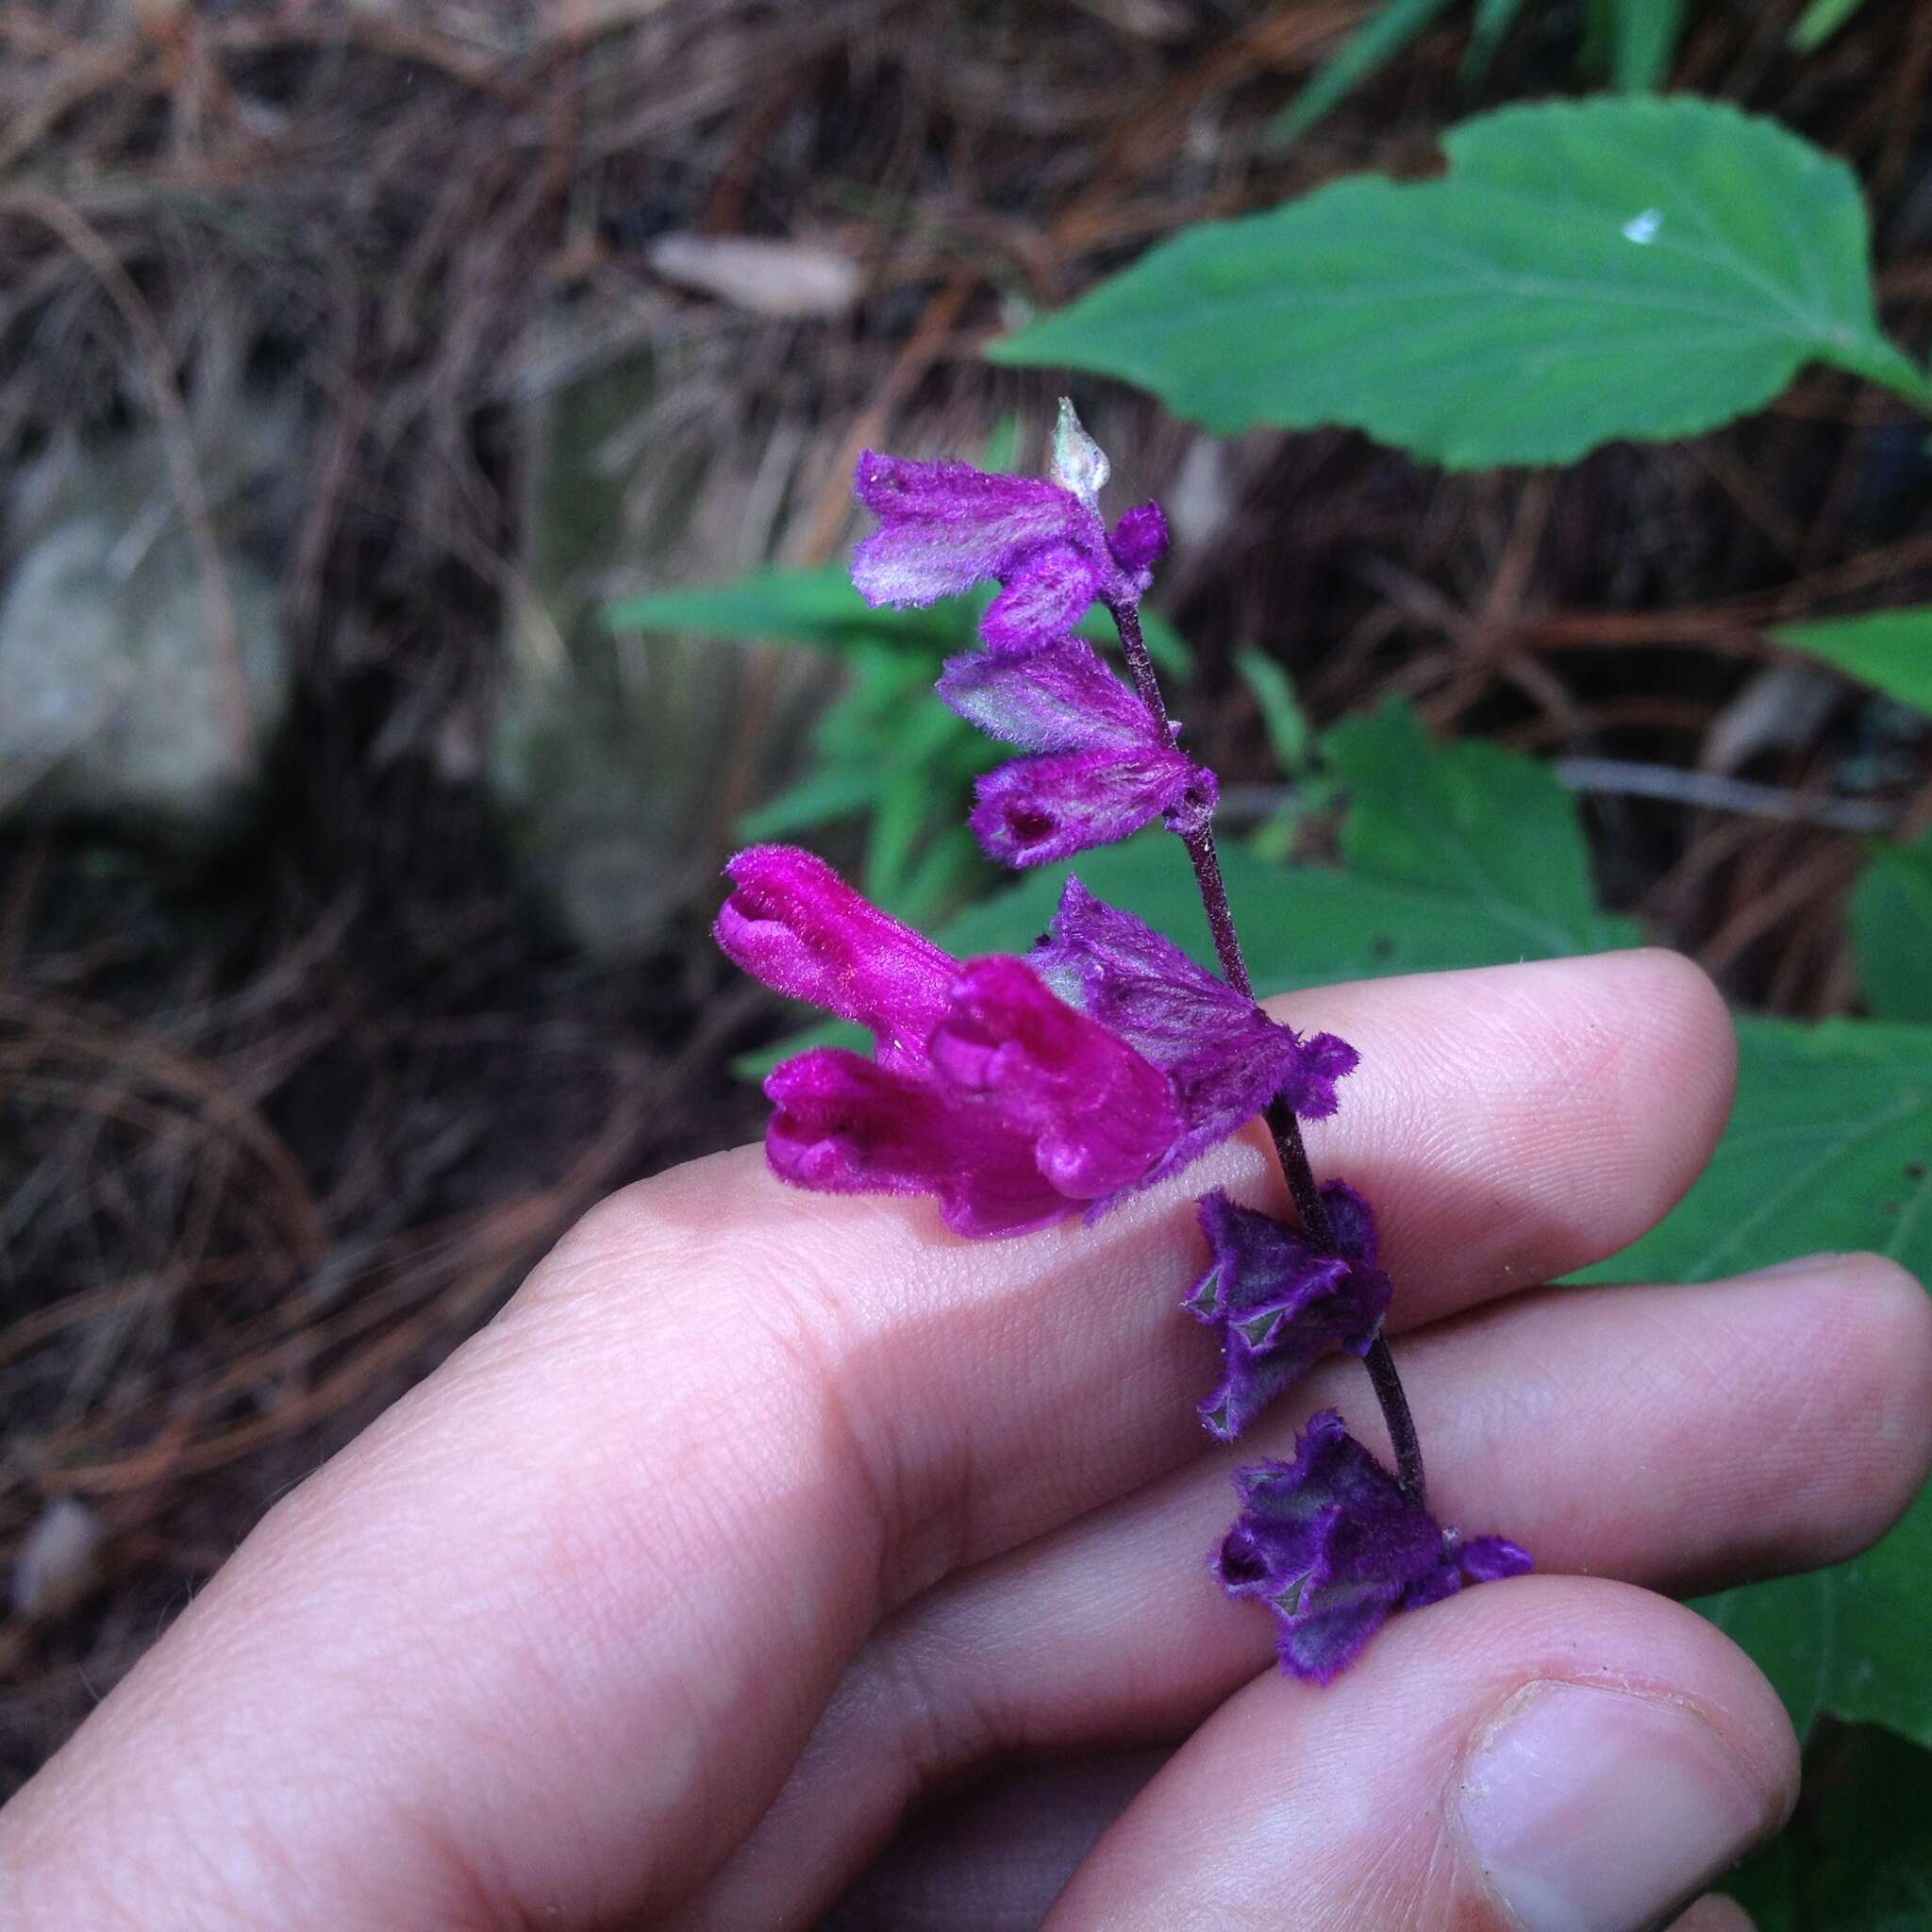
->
<box><xmin>820</xmin><ymin>1750</ymin><xmax>1169</xmax><ymax>1932</ymax></box>
<box><xmin>1041</xmin><ymin>1578</ymin><xmax>1797</xmax><ymax>1931</ymax></box>
<box><xmin>604</xmin><ymin>945</ymin><xmax>1733</xmax><ymax>1594</ymax></box>
<box><xmin>0</xmin><ymin>951</ymin><xmax>1734</xmax><ymax>1932</ymax></box>
<box><xmin>1669</xmin><ymin>1898</ymin><xmax>1757</xmax><ymax>1932</ymax></box>
<box><xmin>680</xmin><ymin>1252</ymin><xmax>1932</xmax><ymax>1929</ymax></box>
<box><xmin>816</xmin><ymin>1779</ymin><xmax>1759</xmax><ymax>1932</ymax></box>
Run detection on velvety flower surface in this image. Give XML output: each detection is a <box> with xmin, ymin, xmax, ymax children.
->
<box><xmin>1217</xmin><ymin>1410</ymin><xmax>1533</xmax><ymax>1683</ymax></box>
<box><xmin>715</xmin><ymin>844</ymin><xmax>953</xmax><ymax>1071</ymax></box>
<box><xmin>718</xmin><ymin>846</ymin><xmax>1326</xmax><ymax>1238</ymax></box>
<box><xmin>1032</xmin><ymin>879</ymin><xmax>1360</xmax><ymax>1175</ymax></box>
<box><xmin>760</xmin><ymin>959</ymin><xmax>1179</xmax><ymax>1237</ymax></box>
<box><xmin>851</xmin><ymin>438</ymin><xmax>1167</xmax><ymax>656</ymax></box>
<box><xmin>940</xmin><ymin>640</ymin><xmax>1215</xmax><ymax>866</ymax></box>
<box><xmin>1184</xmin><ymin>1182</ymin><xmax>1392</xmax><ymax>1441</ymax></box>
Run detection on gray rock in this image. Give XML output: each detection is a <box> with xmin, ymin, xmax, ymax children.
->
<box><xmin>491</xmin><ymin>342</ymin><xmax>824</xmax><ymax>958</ymax></box>
<box><xmin>0</xmin><ymin>433</ymin><xmax>293</xmax><ymax>840</ymax></box>
<box><xmin>11</xmin><ymin>1497</ymin><xmax>102</xmax><ymax>1623</ymax></box>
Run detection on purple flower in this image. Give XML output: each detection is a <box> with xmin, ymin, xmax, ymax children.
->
<box><xmin>939</xmin><ymin>639</ymin><xmax>1216</xmax><ymax>867</ymax></box>
<box><xmin>713</xmin><ymin>843</ymin><xmax>953</xmax><ymax>1071</ymax></box>
<box><xmin>851</xmin><ymin>403</ymin><xmax>1169</xmax><ymax>656</ymax></box>
<box><xmin>719</xmin><ymin>846</ymin><xmax>1317</xmax><ymax>1239</ymax></box>
<box><xmin>1184</xmin><ymin>1182</ymin><xmax>1392</xmax><ymax>1441</ymax></box>
<box><xmin>1032</xmin><ymin>878</ymin><xmax>1360</xmax><ymax>1167</ymax></box>
<box><xmin>1217</xmin><ymin>1410</ymin><xmax>1533</xmax><ymax>1684</ymax></box>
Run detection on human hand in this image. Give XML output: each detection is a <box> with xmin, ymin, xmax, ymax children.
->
<box><xmin>2</xmin><ymin>951</ymin><xmax>1928</xmax><ymax>1931</ymax></box>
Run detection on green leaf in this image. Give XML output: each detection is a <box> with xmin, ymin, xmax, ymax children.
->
<box><xmin>1266</xmin><ymin>0</ymin><xmax>1460</xmax><ymax>147</ymax></box>
<box><xmin>890</xmin><ymin>827</ymin><xmax>991</xmax><ymax>929</ymax></box>
<box><xmin>991</xmin><ymin>97</ymin><xmax>1932</xmax><ymax>467</ymax></box>
<box><xmin>737</xmin><ymin>762</ymin><xmax>889</xmax><ymax>840</ymax></box>
<box><xmin>1789</xmin><ymin>0</ymin><xmax>1870</xmax><ymax>54</ymax></box>
<box><xmin>941</xmin><ymin>703</ymin><xmax>1638</xmax><ymax>980</ymax></box>
<box><xmin>1579</xmin><ymin>1015</ymin><xmax>1932</xmax><ymax>1743</ymax></box>
<box><xmin>1791</xmin><ymin>1727</ymin><xmax>1932</xmax><ymax>1929</ymax></box>
<box><xmin>604</xmin><ymin>564</ymin><xmax>961</xmax><ymax>654</ymax></box>
<box><xmin>610</xmin><ymin>565</ymin><xmax>1194</xmax><ymax>675</ymax></box>
<box><xmin>1851</xmin><ymin>833</ymin><xmax>1932</xmax><ymax>1023</ymax></box>
<box><xmin>1728</xmin><ymin>1724</ymin><xmax>1932</xmax><ymax>1930</ymax></box>
<box><xmin>1326</xmin><ymin>700</ymin><xmax>1627</xmax><ymax>955</ymax></box>
<box><xmin>1234</xmin><ymin>645</ymin><xmax>1314</xmax><ymax>773</ymax></box>
<box><xmin>1462</xmin><ymin>0</ymin><xmax>1528</xmax><ymax>86</ymax></box>
<box><xmin>1600</xmin><ymin>0</ymin><xmax>1685</xmax><ymax>90</ymax></box>
<box><xmin>1772</xmin><ymin>606</ymin><xmax>1932</xmax><ymax>716</ymax></box>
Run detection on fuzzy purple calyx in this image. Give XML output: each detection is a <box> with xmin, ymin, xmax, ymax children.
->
<box><xmin>1184</xmin><ymin>1182</ymin><xmax>1392</xmax><ymax>1441</ymax></box>
<box><xmin>940</xmin><ymin>639</ymin><xmax>1216</xmax><ymax>867</ymax></box>
<box><xmin>718</xmin><ymin>846</ymin><xmax>1317</xmax><ymax>1239</ymax></box>
<box><xmin>1108</xmin><ymin>501</ymin><xmax>1170</xmax><ymax>575</ymax></box>
<box><xmin>1217</xmin><ymin>1410</ymin><xmax>1533</xmax><ymax>1684</ymax></box>
<box><xmin>1031</xmin><ymin>877</ymin><xmax>1359</xmax><ymax>1170</ymax></box>
<box><xmin>851</xmin><ymin>436</ymin><xmax>1163</xmax><ymax>656</ymax></box>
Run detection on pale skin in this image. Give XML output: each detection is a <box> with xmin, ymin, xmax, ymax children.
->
<box><xmin>3</xmin><ymin>950</ymin><xmax>1930</xmax><ymax>1930</ymax></box>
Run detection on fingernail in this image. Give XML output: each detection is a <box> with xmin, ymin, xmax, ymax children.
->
<box><xmin>1457</xmin><ymin>1682</ymin><xmax>1779</xmax><ymax>1932</ymax></box>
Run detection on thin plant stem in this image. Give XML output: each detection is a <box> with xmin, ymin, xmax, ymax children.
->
<box><xmin>1108</xmin><ymin>597</ymin><xmax>1427</xmax><ymax>1507</ymax></box>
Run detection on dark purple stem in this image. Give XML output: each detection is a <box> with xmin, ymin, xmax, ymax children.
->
<box><xmin>1108</xmin><ymin>598</ymin><xmax>1426</xmax><ymax>1507</ymax></box>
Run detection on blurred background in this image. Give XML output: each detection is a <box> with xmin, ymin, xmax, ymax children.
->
<box><xmin>1</xmin><ymin>0</ymin><xmax>1928</xmax><ymax>1891</ymax></box>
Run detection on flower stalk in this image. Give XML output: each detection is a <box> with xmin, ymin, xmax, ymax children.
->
<box><xmin>1107</xmin><ymin>595</ymin><xmax>1426</xmax><ymax>1506</ymax></box>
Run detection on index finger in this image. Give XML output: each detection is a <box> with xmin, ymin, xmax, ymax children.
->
<box><xmin>0</xmin><ymin>948</ymin><xmax>1734</xmax><ymax>1932</ymax></box>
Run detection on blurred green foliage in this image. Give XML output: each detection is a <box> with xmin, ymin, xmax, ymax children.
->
<box><xmin>605</xmin><ymin>565</ymin><xmax>1189</xmax><ymax>924</ymax></box>
<box><xmin>1267</xmin><ymin>0</ymin><xmax>1689</xmax><ymax>146</ymax></box>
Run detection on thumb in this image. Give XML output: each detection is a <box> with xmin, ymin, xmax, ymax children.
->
<box><xmin>1040</xmin><ymin>1575</ymin><xmax>1795</xmax><ymax>1932</ymax></box>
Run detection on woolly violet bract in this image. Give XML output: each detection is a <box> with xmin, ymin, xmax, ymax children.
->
<box><xmin>714</xmin><ymin>405</ymin><xmax>1529</xmax><ymax>1681</ymax></box>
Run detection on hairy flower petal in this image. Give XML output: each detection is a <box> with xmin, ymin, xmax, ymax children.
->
<box><xmin>724</xmin><ymin>849</ymin><xmax>1198</xmax><ymax>1237</ymax></box>
<box><xmin>720</xmin><ymin>850</ymin><xmax>1312</xmax><ymax>1239</ymax></box>
<box><xmin>1319</xmin><ymin>1177</ymin><xmax>1381</xmax><ymax>1265</ymax></box>
<box><xmin>979</xmin><ymin>542</ymin><xmax>1102</xmax><ymax>654</ymax></box>
<box><xmin>851</xmin><ymin>454</ymin><xmax>1087</xmax><ymax>608</ymax></box>
<box><xmin>851</xmin><ymin>445</ymin><xmax>1155</xmax><ymax>655</ymax></box>
<box><xmin>1184</xmin><ymin>1186</ymin><xmax>1392</xmax><ymax>1441</ymax></box>
<box><xmin>1217</xmin><ymin>1411</ymin><xmax>1533</xmax><ymax>1683</ymax></box>
<box><xmin>1279</xmin><ymin>1028</ymin><xmax>1360</xmax><ymax>1122</ymax></box>
<box><xmin>937</xmin><ymin>637</ymin><xmax>1157</xmax><ymax>754</ymax></box>
<box><xmin>764</xmin><ymin>1048</ymin><xmax>1073</xmax><ymax>1237</ymax></box>
<box><xmin>970</xmin><ymin>749</ymin><xmax>1213</xmax><ymax>868</ymax></box>
<box><xmin>716</xmin><ymin>845</ymin><xmax>953</xmax><ymax>1070</ymax></box>
<box><xmin>1030</xmin><ymin>878</ymin><xmax>1356</xmax><ymax>1160</ymax></box>
<box><xmin>927</xmin><ymin>956</ymin><xmax>1180</xmax><ymax>1203</ymax></box>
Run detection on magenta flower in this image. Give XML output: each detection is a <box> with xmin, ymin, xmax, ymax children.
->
<box><xmin>851</xmin><ymin>405</ymin><xmax>1170</xmax><ymax>655</ymax></box>
<box><xmin>1184</xmin><ymin>1181</ymin><xmax>1392</xmax><ymax>1441</ymax></box>
<box><xmin>939</xmin><ymin>639</ymin><xmax>1215</xmax><ymax>866</ymax></box>
<box><xmin>716</xmin><ymin>847</ymin><xmax>1342</xmax><ymax>1237</ymax></box>
<box><xmin>1217</xmin><ymin>1410</ymin><xmax>1533</xmax><ymax>1684</ymax></box>
<box><xmin>719</xmin><ymin>845</ymin><xmax>1176</xmax><ymax>1236</ymax></box>
<box><xmin>1032</xmin><ymin>878</ymin><xmax>1359</xmax><ymax>1166</ymax></box>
